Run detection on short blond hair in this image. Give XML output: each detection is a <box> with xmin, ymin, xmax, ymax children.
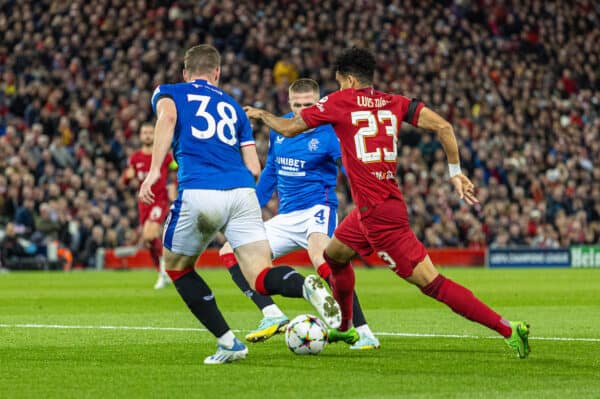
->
<box><xmin>289</xmin><ymin>78</ymin><xmax>319</xmax><ymax>95</ymax></box>
<box><xmin>184</xmin><ymin>45</ymin><xmax>221</xmax><ymax>75</ymax></box>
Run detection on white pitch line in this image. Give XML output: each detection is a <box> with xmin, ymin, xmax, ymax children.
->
<box><xmin>1</xmin><ymin>323</ymin><xmax>599</xmax><ymax>343</ymax></box>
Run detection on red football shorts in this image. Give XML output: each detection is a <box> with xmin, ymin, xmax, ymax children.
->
<box><xmin>138</xmin><ymin>200</ymin><xmax>170</xmax><ymax>225</ymax></box>
<box><xmin>334</xmin><ymin>197</ymin><xmax>427</xmax><ymax>278</ymax></box>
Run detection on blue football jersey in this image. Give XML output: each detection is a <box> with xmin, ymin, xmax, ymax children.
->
<box><xmin>256</xmin><ymin>113</ymin><xmax>340</xmax><ymax>213</ymax></box>
<box><xmin>151</xmin><ymin>79</ymin><xmax>255</xmax><ymax>190</ymax></box>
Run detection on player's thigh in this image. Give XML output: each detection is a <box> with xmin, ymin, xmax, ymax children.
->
<box><xmin>163</xmin><ymin>247</ymin><xmax>197</xmax><ymax>271</ymax></box>
<box><xmin>264</xmin><ymin>214</ymin><xmax>303</xmax><ymax>259</ymax></box>
<box><xmin>223</xmin><ymin>188</ymin><xmax>271</xmax><ymax>280</ymax></box>
<box><xmin>328</xmin><ymin>208</ymin><xmax>369</xmax><ymax>263</ymax></box>
<box><xmin>163</xmin><ymin>190</ymin><xmax>227</xmax><ymax>257</ymax></box>
<box><xmin>223</xmin><ymin>188</ymin><xmax>269</xmax><ymax>248</ymax></box>
<box><xmin>234</xmin><ymin>240</ymin><xmax>273</xmax><ymax>289</ymax></box>
<box><xmin>362</xmin><ymin>198</ymin><xmax>428</xmax><ymax>278</ymax></box>
<box><xmin>307</xmin><ymin>232</ymin><xmax>330</xmax><ymax>267</ymax></box>
<box><xmin>305</xmin><ymin>204</ymin><xmax>337</xmax><ymax>267</ymax></box>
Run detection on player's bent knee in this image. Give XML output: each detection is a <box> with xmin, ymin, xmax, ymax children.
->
<box><xmin>406</xmin><ymin>255</ymin><xmax>439</xmax><ymax>288</ymax></box>
<box><xmin>233</xmin><ymin>240</ymin><xmax>273</xmax><ymax>289</ymax></box>
<box><xmin>323</xmin><ymin>250</ymin><xmax>348</xmax><ymax>270</ymax></box>
<box><xmin>323</xmin><ymin>238</ymin><xmax>355</xmax><ymax>267</ymax></box>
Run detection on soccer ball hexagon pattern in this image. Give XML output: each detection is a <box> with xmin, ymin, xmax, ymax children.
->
<box><xmin>285</xmin><ymin>314</ymin><xmax>328</xmax><ymax>355</ymax></box>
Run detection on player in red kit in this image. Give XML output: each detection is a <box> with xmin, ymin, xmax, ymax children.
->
<box><xmin>244</xmin><ymin>47</ymin><xmax>530</xmax><ymax>359</ymax></box>
<box><xmin>124</xmin><ymin>122</ymin><xmax>177</xmax><ymax>289</ymax></box>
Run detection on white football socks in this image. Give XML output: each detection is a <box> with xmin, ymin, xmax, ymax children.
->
<box><xmin>356</xmin><ymin>324</ymin><xmax>374</xmax><ymax>338</ymax></box>
<box><xmin>217</xmin><ymin>330</ymin><xmax>236</xmax><ymax>348</ymax></box>
<box><xmin>262</xmin><ymin>304</ymin><xmax>285</xmax><ymax>318</ymax></box>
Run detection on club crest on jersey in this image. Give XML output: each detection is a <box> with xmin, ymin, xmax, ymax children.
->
<box><xmin>276</xmin><ymin>136</ymin><xmax>285</xmax><ymax>144</ymax></box>
<box><xmin>308</xmin><ymin>138</ymin><xmax>320</xmax><ymax>152</ymax></box>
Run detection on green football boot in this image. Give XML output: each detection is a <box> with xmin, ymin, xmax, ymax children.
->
<box><xmin>504</xmin><ymin>321</ymin><xmax>531</xmax><ymax>359</ymax></box>
<box><xmin>328</xmin><ymin>327</ymin><xmax>359</xmax><ymax>345</ymax></box>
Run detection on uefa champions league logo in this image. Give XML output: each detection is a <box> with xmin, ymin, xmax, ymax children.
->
<box><xmin>308</xmin><ymin>138</ymin><xmax>320</xmax><ymax>151</ymax></box>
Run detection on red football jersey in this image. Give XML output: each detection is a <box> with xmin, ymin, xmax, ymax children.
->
<box><xmin>301</xmin><ymin>87</ymin><xmax>424</xmax><ymax>208</ymax></box>
<box><xmin>129</xmin><ymin>151</ymin><xmax>174</xmax><ymax>204</ymax></box>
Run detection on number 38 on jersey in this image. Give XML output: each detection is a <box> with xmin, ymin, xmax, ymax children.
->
<box><xmin>187</xmin><ymin>94</ymin><xmax>238</xmax><ymax>146</ymax></box>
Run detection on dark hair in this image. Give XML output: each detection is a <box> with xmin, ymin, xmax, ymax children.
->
<box><xmin>334</xmin><ymin>47</ymin><xmax>376</xmax><ymax>84</ymax></box>
<box><xmin>184</xmin><ymin>44</ymin><xmax>221</xmax><ymax>75</ymax></box>
<box><xmin>140</xmin><ymin>121</ymin><xmax>154</xmax><ymax>130</ymax></box>
<box><xmin>289</xmin><ymin>78</ymin><xmax>320</xmax><ymax>94</ymax></box>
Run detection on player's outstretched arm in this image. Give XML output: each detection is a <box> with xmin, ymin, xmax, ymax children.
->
<box><xmin>244</xmin><ymin>106</ymin><xmax>308</xmax><ymax>137</ymax></box>
<box><xmin>416</xmin><ymin>107</ymin><xmax>478</xmax><ymax>205</ymax></box>
<box><xmin>139</xmin><ymin>98</ymin><xmax>177</xmax><ymax>204</ymax></box>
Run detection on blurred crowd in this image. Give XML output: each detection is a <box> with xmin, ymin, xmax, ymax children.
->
<box><xmin>1</xmin><ymin>0</ymin><xmax>599</xmax><ymax>268</ymax></box>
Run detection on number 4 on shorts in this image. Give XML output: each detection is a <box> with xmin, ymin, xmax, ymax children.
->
<box><xmin>314</xmin><ymin>209</ymin><xmax>325</xmax><ymax>224</ymax></box>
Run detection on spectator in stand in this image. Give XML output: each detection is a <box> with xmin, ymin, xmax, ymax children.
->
<box><xmin>0</xmin><ymin>223</ymin><xmax>26</xmax><ymax>269</ymax></box>
<box><xmin>14</xmin><ymin>198</ymin><xmax>36</xmax><ymax>238</ymax></box>
<box><xmin>35</xmin><ymin>203</ymin><xmax>61</xmax><ymax>242</ymax></box>
<box><xmin>0</xmin><ymin>0</ymin><xmax>598</xmax><ymax>268</ymax></box>
<box><xmin>80</xmin><ymin>225</ymin><xmax>105</xmax><ymax>269</ymax></box>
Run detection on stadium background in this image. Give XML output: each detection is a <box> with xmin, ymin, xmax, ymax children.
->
<box><xmin>0</xmin><ymin>0</ymin><xmax>599</xmax><ymax>269</ymax></box>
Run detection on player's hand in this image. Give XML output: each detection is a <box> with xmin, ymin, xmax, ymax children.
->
<box><xmin>138</xmin><ymin>169</ymin><xmax>160</xmax><ymax>204</ymax></box>
<box><xmin>243</xmin><ymin>105</ymin><xmax>263</xmax><ymax>120</ymax></box>
<box><xmin>450</xmin><ymin>173</ymin><xmax>479</xmax><ymax>205</ymax></box>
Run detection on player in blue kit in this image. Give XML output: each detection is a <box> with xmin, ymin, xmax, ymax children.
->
<box><xmin>138</xmin><ymin>45</ymin><xmax>341</xmax><ymax>365</ymax></box>
<box><xmin>219</xmin><ymin>79</ymin><xmax>379</xmax><ymax>349</ymax></box>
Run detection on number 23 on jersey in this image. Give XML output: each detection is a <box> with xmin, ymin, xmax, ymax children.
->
<box><xmin>351</xmin><ymin>110</ymin><xmax>398</xmax><ymax>163</ymax></box>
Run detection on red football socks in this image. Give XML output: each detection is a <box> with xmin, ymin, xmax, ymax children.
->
<box><xmin>421</xmin><ymin>274</ymin><xmax>512</xmax><ymax>337</ymax></box>
<box><xmin>166</xmin><ymin>267</ymin><xmax>194</xmax><ymax>282</ymax></box>
<box><xmin>317</xmin><ymin>262</ymin><xmax>332</xmax><ymax>280</ymax></box>
<box><xmin>254</xmin><ymin>267</ymin><xmax>270</xmax><ymax>296</ymax></box>
<box><xmin>323</xmin><ymin>252</ymin><xmax>354</xmax><ymax>331</ymax></box>
<box><xmin>220</xmin><ymin>253</ymin><xmax>237</xmax><ymax>269</ymax></box>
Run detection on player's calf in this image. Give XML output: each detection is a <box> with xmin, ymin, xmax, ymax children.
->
<box><xmin>323</xmin><ymin>250</ymin><xmax>354</xmax><ymax>331</ymax></box>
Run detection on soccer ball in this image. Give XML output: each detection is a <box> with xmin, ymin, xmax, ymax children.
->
<box><xmin>285</xmin><ymin>314</ymin><xmax>328</xmax><ymax>355</ymax></box>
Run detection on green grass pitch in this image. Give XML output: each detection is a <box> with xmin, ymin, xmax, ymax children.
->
<box><xmin>1</xmin><ymin>267</ymin><xmax>599</xmax><ymax>399</ymax></box>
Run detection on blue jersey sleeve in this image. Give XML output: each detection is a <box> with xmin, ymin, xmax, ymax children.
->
<box><xmin>237</xmin><ymin>105</ymin><xmax>255</xmax><ymax>147</ymax></box>
<box><xmin>255</xmin><ymin>131</ymin><xmax>278</xmax><ymax>207</ymax></box>
<box><xmin>151</xmin><ymin>84</ymin><xmax>174</xmax><ymax>115</ymax></box>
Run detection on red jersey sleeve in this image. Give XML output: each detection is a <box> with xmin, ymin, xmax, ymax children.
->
<box><xmin>397</xmin><ymin>95</ymin><xmax>425</xmax><ymax>127</ymax></box>
<box><xmin>300</xmin><ymin>94</ymin><xmax>342</xmax><ymax>129</ymax></box>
